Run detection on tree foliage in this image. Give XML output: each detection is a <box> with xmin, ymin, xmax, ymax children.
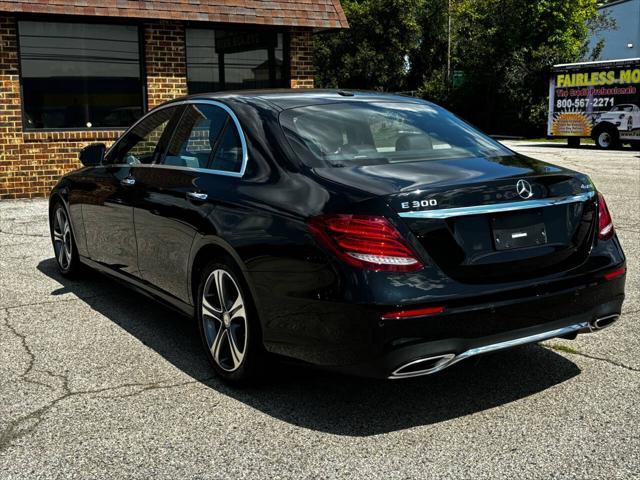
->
<box><xmin>435</xmin><ymin>0</ymin><xmax>610</xmax><ymax>134</ymax></box>
<box><xmin>314</xmin><ymin>0</ymin><xmax>423</xmax><ymax>91</ymax></box>
<box><xmin>315</xmin><ymin>0</ymin><xmax>612</xmax><ymax>136</ymax></box>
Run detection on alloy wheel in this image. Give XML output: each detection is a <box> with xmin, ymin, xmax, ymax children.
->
<box><xmin>201</xmin><ymin>269</ymin><xmax>248</xmax><ymax>372</ymax></box>
<box><xmin>52</xmin><ymin>207</ymin><xmax>73</xmax><ymax>270</ymax></box>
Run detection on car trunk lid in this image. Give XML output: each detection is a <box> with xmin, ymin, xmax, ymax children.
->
<box><xmin>312</xmin><ymin>154</ymin><xmax>597</xmax><ymax>283</ymax></box>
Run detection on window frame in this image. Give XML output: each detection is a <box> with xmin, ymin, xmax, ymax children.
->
<box><xmin>105</xmin><ymin>100</ymin><xmax>249</xmax><ymax>178</ymax></box>
<box><xmin>16</xmin><ymin>18</ymin><xmax>147</xmax><ymax>133</ymax></box>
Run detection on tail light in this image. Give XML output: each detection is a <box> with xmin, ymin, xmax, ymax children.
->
<box><xmin>597</xmin><ymin>192</ymin><xmax>614</xmax><ymax>240</ymax></box>
<box><xmin>308</xmin><ymin>214</ymin><xmax>423</xmax><ymax>272</ymax></box>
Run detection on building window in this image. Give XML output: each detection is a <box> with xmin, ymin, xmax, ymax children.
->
<box><xmin>18</xmin><ymin>21</ymin><xmax>144</xmax><ymax>130</ymax></box>
<box><xmin>186</xmin><ymin>29</ymin><xmax>287</xmax><ymax>94</ymax></box>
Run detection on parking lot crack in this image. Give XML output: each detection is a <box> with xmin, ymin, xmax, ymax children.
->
<box><xmin>0</xmin><ymin>307</ymin><xmax>54</xmax><ymax>391</ymax></box>
<box><xmin>545</xmin><ymin>344</ymin><xmax>640</xmax><ymax>373</ymax></box>
<box><xmin>0</xmin><ymin>305</ymin><xmax>213</xmax><ymax>453</ymax></box>
<box><xmin>1</xmin><ymin>292</ymin><xmax>118</xmax><ymax>312</ymax></box>
<box><xmin>0</xmin><ymin>227</ymin><xmax>48</xmax><ymax>239</ymax></box>
<box><xmin>0</xmin><ymin>373</ymin><xmax>210</xmax><ymax>453</ymax></box>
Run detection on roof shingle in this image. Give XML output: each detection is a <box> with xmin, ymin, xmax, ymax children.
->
<box><xmin>0</xmin><ymin>0</ymin><xmax>349</xmax><ymax>29</ymax></box>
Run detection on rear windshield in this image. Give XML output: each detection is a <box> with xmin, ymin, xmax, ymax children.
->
<box><xmin>279</xmin><ymin>101</ymin><xmax>511</xmax><ymax>168</ymax></box>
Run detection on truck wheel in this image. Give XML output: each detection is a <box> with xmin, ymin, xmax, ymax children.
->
<box><xmin>567</xmin><ymin>137</ymin><xmax>580</xmax><ymax>148</ymax></box>
<box><xmin>594</xmin><ymin>126</ymin><xmax>620</xmax><ymax>150</ymax></box>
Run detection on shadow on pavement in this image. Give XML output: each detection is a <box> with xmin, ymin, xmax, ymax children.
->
<box><xmin>38</xmin><ymin>257</ymin><xmax>581</xmax><ymax>437</ymax></box>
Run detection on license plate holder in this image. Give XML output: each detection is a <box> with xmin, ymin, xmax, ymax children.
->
<box><xmin>491</xmin><ymin>211</ymin><xmax>548</xmax><ymax>250</ymax></box>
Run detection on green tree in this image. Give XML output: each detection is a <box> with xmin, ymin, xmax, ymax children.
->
<box><xmin>412</xmin><ymin>0</ymin><xmax>611</xmax><ymax>135</ymax></box>
<box><xmin>314</xmin><ymin>0</ymin><xmax>423</xmax><ymax>91</ymax></box>
<box><xmin>406</xmin><ymin>0</ymin><xmax>450</xmax><ymax>100</ymax></box>
<box><xmin>315</xmin><ymin>0</ymin><xmax>611</xmax><ymax>136</ymax></box>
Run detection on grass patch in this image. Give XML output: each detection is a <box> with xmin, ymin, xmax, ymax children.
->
<box><xmin>548</xmin><ymin>343</ymin><xmax>581</xmax><ymax>355</ymax></box>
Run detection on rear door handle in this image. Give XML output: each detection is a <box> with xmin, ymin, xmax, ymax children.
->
<box><xmin>121</xmin><ymin>177</ymin><xmax>136</xmax><ymax>186</ymax></box>
<box><xmin>186</xmin><ymin>191</ymin><xmax>208</xmax><ymax>201</ymax></box>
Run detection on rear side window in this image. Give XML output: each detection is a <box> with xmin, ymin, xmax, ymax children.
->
<box><xmin>210</xmin><ymin>122</ymin><xmax>243</xmax><ymax>173</ymax></box>
<box><xmin>164</xmin><ymin>104</ymin><xmax>228</xmax><ymax>169</ymax></box>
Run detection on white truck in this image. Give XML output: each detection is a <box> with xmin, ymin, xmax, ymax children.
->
<box><xmin>548</xmin><ymin>58</ymin><xmax>640</xmax><ymax>149</ymax></box>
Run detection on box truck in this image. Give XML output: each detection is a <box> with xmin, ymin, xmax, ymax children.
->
<box><xmin>548</xmin><ymin>58</ymin><xmax>640</xmax><ymax>149</ymax></box>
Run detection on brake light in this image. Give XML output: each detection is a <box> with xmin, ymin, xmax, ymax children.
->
<box><xmin>308</xmin><ymin>214</ymin><xmax>423</xmax><ymax>272</ymax></box>
<box><xmin>597</xmin><ymin>192</ymin><xmax>614</xmax><ymax>240</ymax></box>
<box><xmin>381</xmin><ymin>306</ymin><xmax>444</xmax><ymax>320</ymax></box>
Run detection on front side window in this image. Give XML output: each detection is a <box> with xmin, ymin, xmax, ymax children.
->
<box><xmin>107</xmin><ymin>107</ymin><xmax>178</xmax><ymax>165</ymax></box>
<box><xmin>163</xmin><ymin>103</ymin><xmax>244</xmax><ymax>173</ymax></box>
<box><xmin>18</xmin><ymin>21</ymin><xmax>143</xmax><ymax>130</ymax></box>
<box><xmin>280</xmin><ymin>102</ymin><xmax>512</xmax><ymax>168</ymax></box>
<box><xmin>186</xmin><ymin>29</ymin><xmax>286</xmax><ymax>94</ymax></box>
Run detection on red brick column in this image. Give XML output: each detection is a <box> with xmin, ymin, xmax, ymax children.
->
<box><xmin>289</xmin><ymin>28</ymin><xmax>314</xmax><ymax>88</ymax></box>
<box><xmin>0</xmin><ymin>16</ymin><xmax>23</xmax><ymax>198</ymax></box>
<box><xmin>144</xmin><ymin>21</ymin><xmax>188</xmax><ymax>109</ymax></box>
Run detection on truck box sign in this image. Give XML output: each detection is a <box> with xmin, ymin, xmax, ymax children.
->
<box><xmin>548</xmin><ymin>60</ymin><xmax>640</xmax><ymax>140</ymax></box>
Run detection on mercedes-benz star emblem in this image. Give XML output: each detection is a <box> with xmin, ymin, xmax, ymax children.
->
<box><xmin>516</xmin><ymin>179</ymin><xmax>533</xmax><ymax>199</ymax></box>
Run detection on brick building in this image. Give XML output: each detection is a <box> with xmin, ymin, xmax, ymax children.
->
<box><xmin>0</xmin><ymin>1</ymin><xmax>348</xmax><ymax>199</ymax></box>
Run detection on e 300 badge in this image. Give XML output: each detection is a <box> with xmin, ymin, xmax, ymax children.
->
<box><xmin>400</xmin><ymin>199</ymin><xmax>438</xmax><ymax>210</ymax></box>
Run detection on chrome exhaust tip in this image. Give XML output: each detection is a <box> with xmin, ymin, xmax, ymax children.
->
<box><xmin>389</xmin><ymin>353</ymin><xmax>456</xmax><ymax>379</ymax></box>
<box><xmin>580</xmin><ymin>314</ymin><xmax>620</xmax><ymax>333</ymax></box>
<box><xmin>592</xmin><ymin>314</ymin><xmax>619</xmax><ymax>331</ymax></box>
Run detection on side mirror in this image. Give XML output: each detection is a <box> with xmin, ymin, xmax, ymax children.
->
<box><xmin>79</xmin><ymin>143</ymin><xmax>106</xmax><ymax>167</ymax></box>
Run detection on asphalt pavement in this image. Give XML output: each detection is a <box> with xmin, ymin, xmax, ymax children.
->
<box><xmin>0</xmin><ymin>140</ymin><xmax>638</xmax><ymax>479</ymax></box>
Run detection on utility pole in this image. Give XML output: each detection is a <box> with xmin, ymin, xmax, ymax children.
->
<box><xmin>447</xmin><ymin>0</ymin><xmax>452</xmax><ymax>89</ymax></box>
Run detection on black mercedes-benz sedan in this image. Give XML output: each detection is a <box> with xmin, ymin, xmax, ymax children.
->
<box><xmin>49</xmin><ymin>90</ymin><xmax>626</xmax><ymax>383</ymax></box>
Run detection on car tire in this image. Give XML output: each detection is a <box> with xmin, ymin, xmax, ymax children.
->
<box><xmin>50</xmin><ymin>201</ymin><xmax>82</xmax><ymax>277</ymax></box>
<box><xmin>593</xmin><ymin>125</ymin><xmax>620</xmax><ymax>150</ymax></box>
<box><xmin>196</xmin><ymin>258</ymin><xmax>264</xmax><ymax>384</ymax></box>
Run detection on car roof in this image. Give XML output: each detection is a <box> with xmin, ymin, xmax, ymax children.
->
<box><xmin>166</xmin><ymin>89</ymin><xmax>427</xmax><ymax>111</ymax></box>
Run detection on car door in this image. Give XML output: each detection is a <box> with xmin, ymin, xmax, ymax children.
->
<box><xmin>82</xmin><ymin>105</ymin><xmax>180</xmax><ymax>278</ymax></box>
<box><xmin>132</xmin><ymin>101</ymin><xmax>246</xmax><ymax>303</ymax></box>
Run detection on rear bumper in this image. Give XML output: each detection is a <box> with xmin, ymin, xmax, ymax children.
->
<box><xmin>340</xmin><ymin>299</ymin><xmax>622</xmax><ymax>379</ymax></box>
<box><xmin>257</xmin><ymin>268</ymin><xmax>625</xmax><ymax>378</ymax></box>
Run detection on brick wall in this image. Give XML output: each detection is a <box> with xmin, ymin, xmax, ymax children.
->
<box><xmin>0</xmin><ymin>17</ymin><xmax>119</xmax><ymax>199</ymax></box>
<box><xmin>0</xmin><ymin>17</ymin><xmax>316</xmax><ymax>199</ymax></box>
<box><xmin>290</xmin><ymin>28</ymin><xmax>315</xmax><ymax>89</ymax></box>
<box><xmin>144</xmin><ymin>22</ymin><xmax>188</xmax><ymax>109</ymax></box>
<box><xmin>0</xmin><ymin>18</ymin><xmax>188</xmax><ymax>199</ymax></box>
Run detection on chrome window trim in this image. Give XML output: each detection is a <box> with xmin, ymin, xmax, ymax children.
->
<box><xmin>104</xmin><ymin>99</ymin><xmax>249</xmax><ymax>178</ymax></box>
<box><xmin>398</xmin><ymin>191</ymin><xmax>595</xmax><ymax>219</ymax></box>
<box><xmin>104</xmin><ymin>163</ymin><xmax>245</xmax><ymax>178</ymax></box>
